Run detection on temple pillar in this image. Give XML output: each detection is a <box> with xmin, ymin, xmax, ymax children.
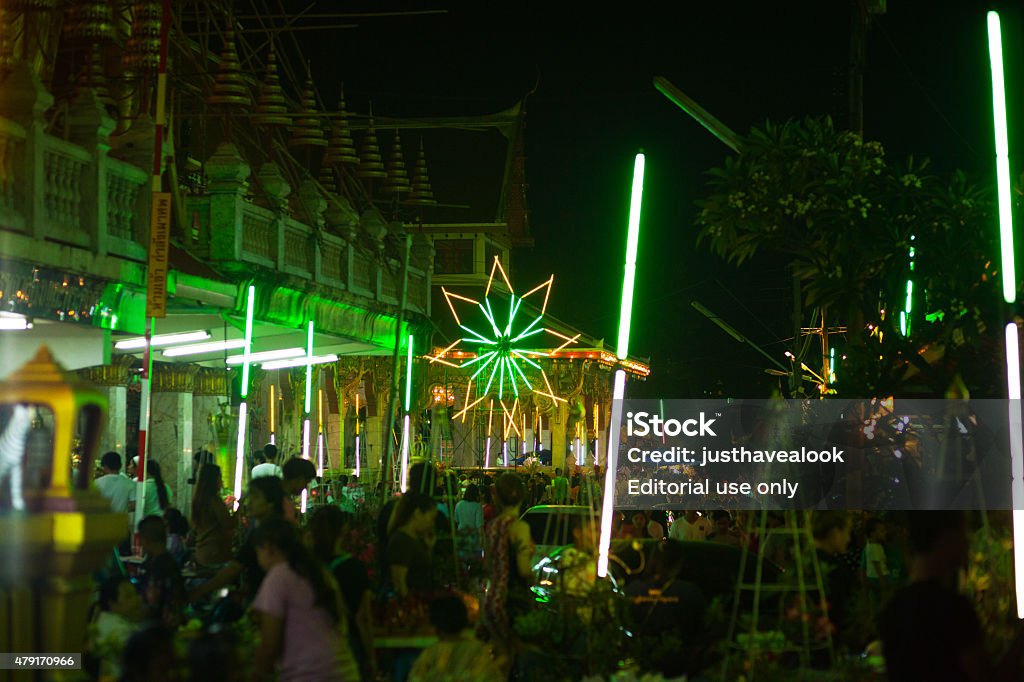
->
<box><xmin>551</xmin><ymin>401</ymin><xmax>568</xmax><ymax>472</ymax></box>
<box><xmin>150</xmin><ymin>365</ymin><xmax>197</xmax><ymax>512</ymax></box>
<box><xmin>76</xmin><ymin>358</ymin><xmax>132</xmax><ymax>460</ymax></box>
<box><xmin>192</xmin><ymin>368</ymin><xmax>229</xmax><ymax>471</ymax></box>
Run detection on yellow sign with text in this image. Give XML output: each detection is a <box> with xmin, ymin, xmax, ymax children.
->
<box><xmin>146</xmin><ymin>192</ymin><xmax>172</xmax><ymax>318</ymax></box>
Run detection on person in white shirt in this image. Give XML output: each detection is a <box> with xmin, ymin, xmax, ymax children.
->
<box><xmin>251</xmin><ymin>442</ymin><xmax>283</xmax><ymax>479</ymax></box>
<box><xmin>94</xmin><ymin>451</ymin><xmax>136</xmax><ymax>513</ymax></box>
<box><xmin>669</xmin><ymin>510</ymin><xmax>711</xmax><ymax>541</ymax></box>
<box><xmin>88</xmin><ymin>575</ymin><xmax>141</xmax><ymax>680</ymax></box>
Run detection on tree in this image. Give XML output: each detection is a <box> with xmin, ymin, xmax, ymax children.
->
<box><xmin>696</xmin><ymin>117</ymin><xmax>1005</xmax><ymax>397</ymax></box>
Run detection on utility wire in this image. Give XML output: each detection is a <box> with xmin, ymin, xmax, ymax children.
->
<box><xmin>874</xmin><ymin>21</ymin><xmax>980</xmax><ymax>159</ymax></box>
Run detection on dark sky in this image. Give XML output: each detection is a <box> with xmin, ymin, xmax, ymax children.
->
<box><xmin>294</xmin><ymin>1</ymin><xmax>1020</xmax><ymax>398</ymax></box>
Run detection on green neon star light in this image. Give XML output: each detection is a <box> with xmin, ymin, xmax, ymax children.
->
<box><xmin>430</xmin><ymin>257</ymin><xmax>576</xmax><ymax>431</ymax></box>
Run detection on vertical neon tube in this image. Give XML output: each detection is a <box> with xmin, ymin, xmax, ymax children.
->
<box><xmin>1008</xmin><ymin>322</ymin><xmax>1024</xmax><ymax>619</ymax></box>
<box><xmin>503</xmin><ymin>440</ymin><xmax>509</xmax><ymax>467</ymax></box>
<box><xmin>599</xmin><ymin>152</ymin><xmax>645</xmax><ymax>578</ymax></box>
<box><xmin>988</xmin><ymin>11</ymin><xmax>1017</xmax><ymax>305</ymax></box>
<box><xmin>522</xmin><ymin>414</ymin><xmax>528</xmax><ymax>457</ymax></box>
<box><xmin>316</xmin><ymin>389</ymin><xmax>324</xmax><ymax>476</ymax></box>
<box><xmin>989</xmin><ymin>11</ymin><xmax>1024</xmax><ymax>618</ymax></box>
<box><xmin>615</xmin><ymin>153</ymin><xmax>645</xmax><ymax>359</ymax></box>
<box><xmin>400</xmin><ymin>334</ymin><xmax>413</xmax><ymax>492</ymax></box>
<box><xmin>269</xmin><ymin>384</ymin><xmax>276</xmax><ymax>445</ymax></box>
<box><xmin>354</xmin><ymin>392</ymin><xmax>361</xmax><ymax>477</ymax></box>
<box><xmin>485</xmin><ymin>398</ymin><xmax>494</xmax><ymax>468</ymax></box>
<box><xmin>301</xmin><ymin>320</ymin><xmax>314</xmax><ymax>512</ymax></box>
<box><xmin>233</xmin><ymin>285</ymin><xmax>256</xmax><ymax>508</ymax></box>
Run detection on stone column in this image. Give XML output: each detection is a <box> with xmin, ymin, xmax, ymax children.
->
<box><xmin>206</xmin><ymin>142</ymin><xmax>251</xmax><ymax>263</ymax></box>
<box><xmin>150</xmin><ymin>365</ymin><xmax>197</xmax><ymax>512</ymax></box>
<box><xmin>551</xmin><ymin>401</ymin><xmax>571</xmax><ymax>472</ymax></box>
<box><xmin>0</xmin><ymin>61</ymin><xmax>53</xmax><ymax>240</ymax></box>
<box><xmin>67</xmin><ymin>85</ymin><xmax>116</xmax><ymax>255</ymax></box>
<box><xmin>77</xmin><ymin>358</ymin><xmax>132</xmax><ymax>459</ymax></box>
<box><xmin>192</xmin><ymin>368</ymin><xmax>229</xmax><ymax>466</ymax></box>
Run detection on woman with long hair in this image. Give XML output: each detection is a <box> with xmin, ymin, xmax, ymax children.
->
<box><xmin>308</xmin><ymin>507</ymin><xmax>375</xmax><ymax>681</ymax></box>
<box><xmin>252</xmin><ymin>519</ymin><xmax>360</xmax><ymax>681</ymax></box>
<box><xmin>386</xmin><ymin>492</ymin><xmax>438</xmax><ymax>598</ymax></box>
<box><xmin>190</xmin><ymin>464</ymin><xmax>235</xmax><ymax>568</ymax></box>
<box><xmin>141</xmin><ymin>460</ymin><xmax>173</xmax><ymax>519</ymax></box>
<box><xmin>188</xmin><ymin>476</ymin><xmax>285</xmax><ymax>604</ymax></box>
<box><xmin>478</xmin><ymin>473</ymin><xmax>534</xmax><ymax>674</ymax></box>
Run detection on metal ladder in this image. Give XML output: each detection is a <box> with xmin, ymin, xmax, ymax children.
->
<box><xmin>722</xmin><ymin>509</ymin><xmax>834</xmax><ymax>680</ymax></box>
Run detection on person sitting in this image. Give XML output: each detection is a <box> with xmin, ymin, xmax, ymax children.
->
<box><xmin>879</xmin><ymin>511</ymin><xmax>1024</xmax><ymax>682</ymax></box>
<box><xmin>188</xmin><ymin>476</ymin><xmax>285</xmax><ymax>606</ymax></box>
<box><xmin>190</xmin><ymin>464</ymin><xmax>236</xmax><ymax>569</ymax></box>
<box><xmin>137</xmin><ymin>515</ymin><xmax>186</xmax><ymax>629</ymax></box>
<box><xmin>163</xmin><ymin>508</ymin><xmax>190</xmax><ymax>567</ymax></box>
<box><xmin>626</xmin><ymin>539</ymin><xmax>708</xmax><ymax>677</ymax></box>
<box><xmin>86</xmin><ymin>575</ymin><xmax>141</xmax><ymax>681</ymax></box>
<box><xmin>251</xmin><ymin>443</ymin><xmax>283</xmax><ymax>480</ymax></box>
<box><xmin>94</xmin><ymin>451</ymin><xmax>136</xmax><ymax>513</ymax></box>
<box><xmin>410</xmin><ymin>595</ymin><xmax>503</xmax><ymax>682</ymax></box>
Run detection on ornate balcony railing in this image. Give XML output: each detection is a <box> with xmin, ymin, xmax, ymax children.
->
<box><xmin>0</xmin><ymin>110</ymin><xmax>431</xmax><ymax>319</ymax></box>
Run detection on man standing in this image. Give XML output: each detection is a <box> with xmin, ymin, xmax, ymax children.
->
<box><xmin>880</xmin><ymin>512</ymin><xmax>1024</xmax><ymax>682</ymax></box>
<box><xmin>251</xmin><ymin>443</ymin><xmax>283</xmax><ymax>479</ymax></box>
<box><xmin>669</xmin><ymin>511</ymin><xmax>711</xmax><ymax>542</ymax></box>
<box><xmin>95</xmin><ymin>451</ymin><xmax>136</xmax><ymax>513</ymax></box>
<box><xmin>552</xmin><ymin>468</ymin><xmax>569</xmax><ymax>504</ymax></box>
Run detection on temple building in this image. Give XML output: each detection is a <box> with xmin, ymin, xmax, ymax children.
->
<box><xmin>0</xmin><ymin>3</ymin><xmax>649</xmax><ymax>509</ymax></box>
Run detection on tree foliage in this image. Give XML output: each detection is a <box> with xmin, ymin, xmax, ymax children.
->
<box><xmin>696</xmin><ymin>117</ymin><xmax>1007</xmax><ymax>396</ymax></box>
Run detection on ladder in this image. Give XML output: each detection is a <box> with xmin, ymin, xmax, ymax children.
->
<box><xmin>722</xmin><ymin>509</ymin><xmax>834</xmax><ymax>680</ymax></box>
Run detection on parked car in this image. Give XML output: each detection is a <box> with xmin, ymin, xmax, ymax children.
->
<box><xmin>520</xmin><ymin>504</ymin><xmax>595</xmax><ymax>567</ymax></box>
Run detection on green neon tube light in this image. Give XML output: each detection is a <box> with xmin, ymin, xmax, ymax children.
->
<box><xmin>404</xmin><ymin>334</ymin><xmax>413</xmax><ymax>412</ymax></box>
<box><xmin>988</xmin><ymin>10</ymin><xmax>1024</xmax><ymax>621</ymax></box>
<box><xmin>600</xmin><ymin>151</ymin><xmax>647</xmax><ymax>579</ymax></box>
<box><xmin>304</xmin><ymin>321</ymin><xmax>314</xmax><ymax>414</ymax></box>
<box><xmin>617</xmin><ymin>152</ymin><xmax>646</xmax><ymax>359</ymax></box>
<box><xmin>988</xmin><ymin>11</ymin><xmax>1017</xmax><ymax>304</ymax></box>
<box><xmin>240</xmin><ymin>285</ymin><xmax>255</xmax><ymax>397</ymax></box>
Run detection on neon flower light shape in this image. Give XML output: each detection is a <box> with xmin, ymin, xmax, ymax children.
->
<box><xmin>430</xmin><ymin>256</ymin><xmax>576</xmax><ymax>429</ymax></box>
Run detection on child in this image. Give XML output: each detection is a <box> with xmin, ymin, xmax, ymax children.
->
<box><xmin>163</xmin><ymin>507</ymin><xmax>190</xmax><ymax>566</ymax></box>
<box><xmin>87</xmin><ymin>575</ymin><xmax>141</xmax><ymax>681</ymax></box>
<box><xmin>409</xmin><ymin>595</ymin><xmax>503</xmax><ymax>682</ymax></box>
<box><xmin>138</xmin><ymin>515</ymin><xmax>186</xmax><ymax>628</ymax></box>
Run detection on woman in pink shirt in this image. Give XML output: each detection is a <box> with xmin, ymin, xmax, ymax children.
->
<box><xmin>251</xmin><ymin>520</ymin><xmax>360</xmax><ymax>681</ymax></box>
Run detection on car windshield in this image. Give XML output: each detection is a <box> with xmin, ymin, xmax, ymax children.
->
<box><xmin>522</xmin><ymin>507</ymin><xmax>595</xmax><ymax>547</ymax></box>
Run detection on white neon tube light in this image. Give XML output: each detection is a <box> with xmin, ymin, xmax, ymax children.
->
<box><xmin>225</xmin><ymin>347</ymin><xmax>305</xmax><ymax>365</ymax></box>
<box><xmin>115</xmin><ymin>330</ymin><xmax>210</xmax><ymax>350</ymax></box>
<box><xmin>162</xmin><ymin>339</ymin><xmax>246</xmax><ymax>357</ymax></box>
<box><xmin>261</xmin><ymin>353</ymin><xmax>339</xmax><ymax>371</ymax></box>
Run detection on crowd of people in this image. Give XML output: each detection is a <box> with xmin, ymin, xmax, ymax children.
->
<box><xmin>82</xmin><ymin>446</ymin><xmax>1021</xmax><ymax>682</ymax></box>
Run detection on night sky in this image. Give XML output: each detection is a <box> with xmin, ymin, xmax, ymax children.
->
<box><xmin>295</xmin><ymin>1</ymin><xmax>1022</xmax><ymax>398</ymax></box>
